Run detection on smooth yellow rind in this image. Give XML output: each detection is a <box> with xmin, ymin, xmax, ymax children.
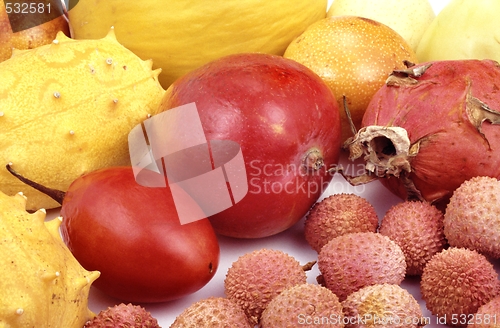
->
<box><xmin>68</xmin><ymin>0</ymin><xmax>327</xmax><ymax>87</ymax></box>
<box><xmin>0</xmin><ymin>28</ymin><xmax>165</xmax><ymax>211</ymax></box>
<box><xmin>0</xmin><ymin>191</ymin><xmax>100</xmax><ymax>327</ymax></box>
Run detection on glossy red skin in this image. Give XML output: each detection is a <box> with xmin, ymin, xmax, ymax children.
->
<box><xmin>60</xmin><ymin>166</ymin><xmax>220</xmax><ymax>303</ymax></box>
<box><xmin>160</xmin><ymin>53</ymin><xmax>342</xmax><ymax>238</ymax></box>
<box><xmin>362</xmin><ymin>59</ymin><xmax>500</xmax><ymax>207</ymax></box>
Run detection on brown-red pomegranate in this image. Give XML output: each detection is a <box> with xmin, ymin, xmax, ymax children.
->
<box><xmin>344</xmin><ymin>59</ymin><xmax>500</xmax><ymax>208</ymax></box>
<box><xmin>159</xmin><ymin>53</ymin><xmax>342</xmax><ymax>238</ymax></box>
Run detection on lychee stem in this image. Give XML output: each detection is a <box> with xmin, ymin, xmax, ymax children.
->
<box><xmin>301</xmin><ymin>261</ymin><xmax>316</xmax><ymax>272</ymax></box>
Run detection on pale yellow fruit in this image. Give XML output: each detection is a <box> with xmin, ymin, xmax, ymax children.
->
<box><xmin>328</xmin><ymin>0</ymin><xmax>435</xmax><ymax>52</ymax></box>
<box><xmin>67</xmin><ymin>0</ymin><xmax>327</xmax><ymax>87</ymax></box>
<box><xmin>416</xmin><ymin>0</ymin><xmax>500</xmax><ymax>62</ymax></box>
<box><xmin>0</xmin><ymin>191</ymin><xmax>100</xmax><ymax>327</ymax></box>
<box><xmin>0</xmin><ymin>28</ymin><xmax>165</xmax><ymax>211</ymax></box>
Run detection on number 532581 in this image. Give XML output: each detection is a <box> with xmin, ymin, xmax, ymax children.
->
<box><xmin>4</xmin><ymin>2</ymin><xmax>51</xmax><ymax>14</ymax></box>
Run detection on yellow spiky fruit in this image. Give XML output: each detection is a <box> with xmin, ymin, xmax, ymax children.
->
<box><xmin>0</xmin><ymin>28</ymin><xmax>165</xmax><ymax>211</ymax></box>
<box><xmin>0</xmin><ymin>191</ymin><xmax>100</xmax><ymax>327</ymax></box>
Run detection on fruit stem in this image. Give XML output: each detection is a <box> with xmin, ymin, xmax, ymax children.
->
<box><xmin>343</xmin><ymin>96</ymin><xmax>358</xmax><ymax>137</ymax></box>
<box><xmin>302</xmin><ymin>148</ymin><xmax>324</xmax><ymax>172</ymax></box>
<box><xmin>5</xmin><ymin>163</ymin><xmax>65</xmax><ymax>205</ymax></box>
<box><xmin>302</xmin><ymin>261</ymin><xmax>317</xmax><ymax>272</ymax></box>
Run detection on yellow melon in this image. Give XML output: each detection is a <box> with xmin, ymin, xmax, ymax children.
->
<box><xmin>67</xmin><ymin>0</ymin><xmax>327</xmax><ymax>87</ymax></box>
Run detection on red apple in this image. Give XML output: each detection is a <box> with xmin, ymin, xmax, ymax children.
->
<box><xmin>159</xmin><ymin>53</ymin><xmax>342</xmax><ymax>238</ymax></box>
<box><xmin>0</xmin><ymin>0</ymin><xmax>70</xmax><ymax>62</ymax></box>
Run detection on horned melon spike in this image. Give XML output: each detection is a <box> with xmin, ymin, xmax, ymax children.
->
<box><xmin>52</xmin><ymin>26</ymin><xmax>117</xmax><ymax>46</ymax></box>
<box><xmin>30</xmin><ymin>207</ymin><xmax>47</xmax><ymax>225</ymax></box>
<box><xmin>54</xmin><ymin>29</ymin><xmax>73</xmax><ymax>43</ymax></box>
<box><xmin>40</xmin><ymin>270</ymin><xmax>61</xmax><ymax>283</ymax></box>
<box><xmin>143</xmin><ymin>58</ymin><xmax>154</xmax><ymax>70</ymax></box>
<box><xmin>153</xmin><ymin>67</ymin><xmax>162</xmax><ymax>80</ymax></box>
<box><xmin>138</xmin><ymin>52</ymin><xmax>162</xmax><ymax>79</ymax></box>
<box><xmin>7</xmin><ymin>191</ymin><xmax>28</xmax><ymax>208</ymax></box>
<box><xmin>0</xmin><ymin>191</ymin><xmax>101</xmax><ymax>326</ymax></box>
<box><xmin>105</xmin><ymin>25</ymin><xmax>118</xmax><ymax>40</ymax></box>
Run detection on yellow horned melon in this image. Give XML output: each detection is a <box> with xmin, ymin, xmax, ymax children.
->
<box><xmin>67</xmin><ymin>0</ymin><xmax>328</xmax><ymax>87</ymax></box>
<box><xmin>0</xmin><ymin>28</ymin><xmax>165</xmax><ymax>211</ymax></box>
<box><xmin>0</xmin><ymin>191</ymin><xmax>100</xmax><ymax>327</ymax></box>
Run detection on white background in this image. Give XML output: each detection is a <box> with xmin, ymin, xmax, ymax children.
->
<box><xmin>49</xmin><ymin>0</ymin><xmax>500</xmax><ymax>327</ymax></box>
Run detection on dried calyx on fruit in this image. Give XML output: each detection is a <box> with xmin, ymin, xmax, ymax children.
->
<box><xmin>342</xmin><ymin>59</ymin><xmax>500</xmax><ymax>208</ymax></box>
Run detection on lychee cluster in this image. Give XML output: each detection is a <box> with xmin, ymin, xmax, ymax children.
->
<box><xmin>224</xmin><ymin>248</ymin><xmax>308</xmax><ymax>325</ymax></box>
<box><xmin>173</xmin><ymin>245</ymin><xmax>419</xmax><ymax>328</ymax></box>
<box><xmin>165</xmin><ymin>182</ymin><xmax>500</xmax><ymax>327</ymax></box>
<box><xmin>303</xmin><ymin>190</ymin><xmax>500</xmax><ymax>327</ymax></box>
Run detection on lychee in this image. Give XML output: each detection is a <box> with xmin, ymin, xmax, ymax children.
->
<box><xmin>342</xmin><ymin>283</ymin><xmax>425</xmax><ymax>328</ymax></box>
<box><xmin>224</xmin><ymin>248</ymin><xmax>308</xmax><ymax>325</ymax></box>
<box><xmin>444</xmin><ymin>176</ymin><xmax>500</xmax><ymax>259</ymax></box>
<box><xmin>304</xmin><ymin>193</ymin><xmax>379</xmax><ymax>253</ymax></box>
<box><xmin>379</xmin><ymin>200</ymin><xmax>447</xmax><ymax>275</ymax></box>
<box><xmin>317</xmin><ymin>232</ymin><xmax>406</xmax><ymax>301</ymax></box>
<box><xmin>420</xmin><ymin>247</ymin><xmax>500</xmax><ymax>326</ymax></box>
<box><xmin>260</xmin><ymin>283</ymin><xmax>344</xmax><ymax>328</ymax></box>
<box><xmin>468</xmin><ymin>295</ymin><xmax>500</xmax><ymax>328</ymax></box>
<box><xmin>169</xmin><ymin>297</ymin><xmax>252</xmax><ymax>328</ymax></box>
<box><xmin>83</xmin><ymin>303</ymin><xmax>160</xmax><ymax>328</ymax></box>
